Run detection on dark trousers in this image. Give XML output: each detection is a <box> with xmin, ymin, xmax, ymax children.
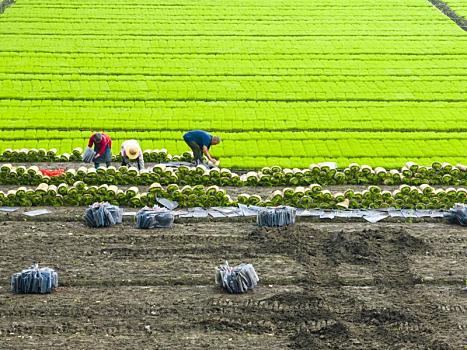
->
<box><xmin>121</xmin><ymin>158</ymin><xmax>142</xmax><ymax>170</ymax></box>
<box><xmin>185</xmin><ymin>140</ymin><xmax>203</xmax><ymax>164</ymax></box>
<box><xmin>94</xmin><ymin>145</ymin><xmax>112</xmax><ymax>169</ymax></box>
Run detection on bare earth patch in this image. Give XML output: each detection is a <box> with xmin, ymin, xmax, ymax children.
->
<box><xmin>0</xmin><ymin>219</ymin><xmax>465</xmax><ymax>349</ymax></box>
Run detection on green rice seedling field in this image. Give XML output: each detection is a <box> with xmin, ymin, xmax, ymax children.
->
<box><xmin>0</xmin><ymin>0</ymin><xmax>466</xmax><ymax>168</ymax></box>
<box><xmin>0</xmin><ymin>2</ymin><xmax>466</xmax><ymax>349</ymax></box>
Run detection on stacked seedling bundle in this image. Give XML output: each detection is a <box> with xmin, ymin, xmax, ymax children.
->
<box><xmin>257</xmin><ymin>206</ymin><xmax>296</xmax><ymax>227</ymax></box>
<box><xmin>82</xmin><ymin>147</ymin><xmax>96</xmax><ymax>163</ymax></box>
<box><xmin>215</xmin><ymin>261</ymin><xmax>259</xmax><ymax>294</ymax></box>
<box><xmin>84</xmin><ymin>202</ymin><xmax>123</xmax><ymax>227</ymax></box>
<box><xmin>135</xmin><ymin>207</ymin><xmax>174</xmax><ymax>229</ymax></box>
<box><xmin>445</xmin><ymin>203</ymin><xmax>467</xmax><ymax>226</ymax></box>
<box><xmin>11</xmin><ymin>263</ymin><xmax>58</xmax><ymax>294</ymax></box>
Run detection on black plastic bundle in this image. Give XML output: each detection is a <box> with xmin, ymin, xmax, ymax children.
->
<box><xmin>215</xmin><ymin>261</ymin><xmax>259</xmax><ymax>294</ymax></box>
<box><xmin>136</xmin><ymin>207</ymin><xmax>174</xmax><ymax>229</ymax></box>
<box><xmin>84</xmin><ymin>202</ymin><xmax>122</xmax><ymax>228</ymax></box>
<box><xmin>11</xmin><ymin>263</ymin><xmax>58</xmax><ymax>294</ymax></box>
<box><xmin>82</xmin><ymin>147</ymin><xmax>96</xmax><ymax>163</ymax></box>
<box><xmin>257</xmin><ymin>206</ymin><xmax>296</xmax><ymax>227</ymax></box>
<box><xmin>445</xmin><ymin>204</ymin><xmax>467</xmax><ymax>226</ymax></box>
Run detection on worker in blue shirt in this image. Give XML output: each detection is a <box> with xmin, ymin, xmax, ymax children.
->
<box><xmin>183</xmin><ymin>130</ymin><xmax>220</xmax><ymax>166</ymax></box>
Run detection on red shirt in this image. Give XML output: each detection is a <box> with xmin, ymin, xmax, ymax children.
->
<box><xmin>88</xmin><ymin>133</ymin><xmax>112</xmax><ymax>157</ymax></box>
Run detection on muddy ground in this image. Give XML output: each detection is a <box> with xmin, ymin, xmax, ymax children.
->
<box><xmin>0</xmin><ymin>217</ymin><xmax>465</xmax><ymax>349</ymax></box>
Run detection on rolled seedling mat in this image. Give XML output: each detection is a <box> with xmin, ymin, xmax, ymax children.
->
<box><xmin>82</xmin><ymin>147</ymin><xmax>96</xmax><ymax>163</ymax></box>
<box><xmin>445</xmin><ymin>203</ymin><xmax>467</xmax><ymax>226</ymax></box>
<box><xmin>84</xmin><ymin>202</ymin><xmax>123</xmax><ymax>228</ymax></box>
<box><xmin>136</xmin><ymin>207</ymin><xmax>174</xmax><ymax>229</ymax></box>
<box><xmin>215</xmin><ymin>261</ymin><xmax>259</xmax><ymax>294</ymax></box>
<box><xmin>257</xmin><ymin>206</ymin><xmax>296</xmax><ymax>227</ymax></box>
<box><xmin>11</xmin><ymin>263</ymin><xmax>58</xmax><ymax>294</ymax></box>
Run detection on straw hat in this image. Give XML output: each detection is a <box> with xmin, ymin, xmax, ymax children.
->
<box><xmin>124</xmin><ymin>140</ymin><xmax>139</xmax><ymax>160</ymax></box>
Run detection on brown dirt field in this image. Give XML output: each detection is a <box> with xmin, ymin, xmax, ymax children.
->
<box><xmin>0</xmin><ymin>217</ymin><xmax>465</xmax><ymax>349</ymax></box>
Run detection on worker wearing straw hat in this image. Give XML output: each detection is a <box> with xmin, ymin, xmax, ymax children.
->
<box><xmin>183</xmin><ymin>130</ymin><xmax>220</xmax><ymax>166</ymax></box>
<box><xmin>87</xmin><ymin>132</ymin><xmax>112</xmax><ymax>169</ymax></box>
<box><xmin>121</xmin><ymin>139</ymin><xmax>144</xmax><ymax>170</ymax></box>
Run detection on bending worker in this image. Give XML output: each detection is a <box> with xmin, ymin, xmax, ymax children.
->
<box><xmin>121</xmin><ymin>139</ymin><xmax>144</xmax><ymax>170</ymax></box>
<box><xmin>183</xmin><ymin>130</ymin><xmax>220</xmax><ymax>166</ymax></box>
<box><xmin>88</xmin><ymin>132</ymin><xmax>112</xmax><ymax>169</ymax></box>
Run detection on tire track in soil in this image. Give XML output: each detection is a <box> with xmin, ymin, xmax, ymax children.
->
<box><xmin>247</xmin><ymin>224</ymin><xmax>465</xmax><ymax>349</ymax></box>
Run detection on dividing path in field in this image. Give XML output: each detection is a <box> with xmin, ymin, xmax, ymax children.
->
<box><xmin>440</xmin><ymin>0</ymin><xmax>467</xmax><ymax>23</ymax></box>
<box><xmin>0</xmin><ymin>0</ymin><xmax>466</xmax><ymax>168</ymax></box>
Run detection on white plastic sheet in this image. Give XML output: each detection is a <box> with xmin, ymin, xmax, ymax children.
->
<box><xmin>363</xmin><ymin>213</ymin><xmax>389</xmax><ymax>223</ymax></box>
<box><xmin>168</xmin><ymin>205</ymin><xmax>447</xmax><ymax>221</ymax></box>
<box><xmin>0</xmin><ymin>207</ymin><xmax>18</xmax><ymax>212</ymax></box>
<box><xmin>208</xmin><ymin>210</ymin><xmax>226</xmax><ymax>218</ymax></box>
<box><xmin>157</xmin><ymin>198</ymin><xmax>179</xmax><ymax>210</ymax></box>
<box><xmin>23</xmin><ymin>209</ymin><xmax>51</xmax><ymax>217</ymax></box>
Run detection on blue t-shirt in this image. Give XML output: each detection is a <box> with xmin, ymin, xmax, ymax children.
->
<box><xmin>183</xmin><ymin>130</ymin><xmax>212</xmax><ymax>149</ymax></box>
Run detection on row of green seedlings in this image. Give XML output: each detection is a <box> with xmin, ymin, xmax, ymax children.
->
<box><xmin>0</xmin><ymin>161</ymin><xmax>465</xmax><ymax>187</ymax></box>
<box><xmin>1</xmin><ymin>147</ymin><xmax>465</xmax><ymax>185</ymax></box>
<box><xmin>244</xmin><ymin>184</ymin><xmax>466</xmax><ymax>210</ymax></box>
<box><xmin>0</xmin><ymin>148</ymin><xmax>188</xmax><ymax>163</ymax></box>
<box><xmin>0</xmin><ymin>183</ymin><xmax>232</xmax><ymax>208</ymax></box>
<box><xmin>245</xmin><ymin>161</ymin><xmax>466</xmax><ymax>186</ymax></box>
<box><xmin>0</xmin><ymin>183</ymin><xmax>465</xmax><ymax>210</ymax></box>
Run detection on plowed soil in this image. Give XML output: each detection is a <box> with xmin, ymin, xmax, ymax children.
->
<box><xmin>0</xmin><ymin>217</ymin><xmax>465</xmax><ymax>349</ymax></box>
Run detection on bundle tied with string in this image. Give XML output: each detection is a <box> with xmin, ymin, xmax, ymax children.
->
<box><xmin>257</xmin><ymin>206</ymin><xmax>296</xmax><ymax>227</ymax></box>
<box><xmin>11</xmin><ymin>263</ymin><xmax>58</xmax><ymax>294</ymax></box>
<box><xmin>84</xmin><ymin>202</ymin><xmax>122</xmax><ymax>228</ymax></box>
<box><xmin>215</xmin><ymin>261</ymin><xmax>259</xmax><ymax>294</ymax></box>
<box><xmin>82</xmin><ymin>147</ymin><xmax>96</xmax><ymax>163</ymax></box>
<box><xmin>136</xmin><ymin>206</ymin><xmax>174</xmax><ymax>229</ymax></box>
<box><xmin>445</xmin><ymin>203</ymin><xmax>467</xmax><ymax>226</ymax></box>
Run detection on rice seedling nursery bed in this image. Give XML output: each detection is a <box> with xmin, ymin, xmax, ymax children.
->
<box><xmin>0</xmin><ymin>0</ymin><xmax>465</xmax><ymax>349</ymax></box>
<box><xmin>0</xmin><ymin>0</ymin><xmax>466</xmax><ymax>168</ymax></box>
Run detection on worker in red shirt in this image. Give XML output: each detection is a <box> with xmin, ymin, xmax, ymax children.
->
<box><xmin>87</xmin><ymin>132</ymin><xmax>112</xmax><ymax>169</ymax></box>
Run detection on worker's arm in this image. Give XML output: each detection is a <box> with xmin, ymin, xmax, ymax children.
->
<box><xmin>87</xmin><ymin>135</ymin><xmax>94</xmax><ymax>148</ymax></box>
<box><xmin>121</xmin><ymin>154</ymin><xmax>129</xmax><ymax>166</ymax></box>
<box><xmin>202</xmin><ymin>146</ymin><xmax>216</xmax><ymax>163</ymax></box>
<box><xmin>137</xmin><ymin>155</ymin><xmax>145</xmax><ymax>170</ymax></box>
<box><xmin>120</xmin><ymin>142</ymin><xmax>127</xmax><ymax>160</ymax></box>
<box><xmin>95</xmin><ymin>138</ymin><xmax>108</xmax><ymax>158</ymax></box>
